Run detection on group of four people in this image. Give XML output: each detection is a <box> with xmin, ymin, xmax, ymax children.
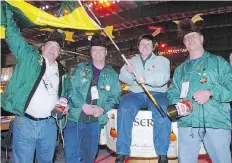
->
<box><xmin>2</xmin><ymin>5</ymin><xmax>232</xmax><ymax>163</ymax></box>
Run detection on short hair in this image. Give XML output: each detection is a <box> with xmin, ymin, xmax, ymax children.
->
<box><xmin>90</xmin><ymin>33</ymin><xmax>107</xmax><ymax>48</ymax></box>
<box><xmin>137</xmin><ymin>34</ymin><xmax>155</xmax><ymax>47</ymax></box>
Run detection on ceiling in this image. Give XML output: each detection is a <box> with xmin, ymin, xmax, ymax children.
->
<box><xmin>1</xmin><ymin>1</ymin><xmax>232</xmax><ymax>70</ymax></box>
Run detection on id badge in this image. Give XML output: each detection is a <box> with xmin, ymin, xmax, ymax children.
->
<box><xmin>43</xmin><ymin>79</ymin><xmax>57</xmax><ymax>95</ymax></box>
<box><xmin>180</xmin><ymin>82</ymin><xmax>189</xmax><ymax>99</ymax></box>
<box><xmin>91</xmin><ymin>86</ymin><xmax>99</xmax><ymax>100</ymax></box>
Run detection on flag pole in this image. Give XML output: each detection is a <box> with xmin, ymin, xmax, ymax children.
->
<box><xmin>83</xmin><ymin>2</ymin><xmax>166</xmax><ymax>118</ymax></box>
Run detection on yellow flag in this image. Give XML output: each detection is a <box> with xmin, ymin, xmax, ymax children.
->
<box><xmin>6</xmin><ymin>0</ymin><xmax>100</xmax><ymax>30</ymax></box>
<box><xmin>64</xmin><ymin>31</ymin><xmax>75</xmax><ymax>42</ymax></box>
<box><xmin>85</xmin><ymin>25</ymin><xmax>115</xmax><ymax>39</ymax></box>
<box><xmin>40</xmin><ymin>28</ymin><xmax>75</xmax><ymax>42</ymax></box>
<box><xmin>0</xmin><ymin>26</ymin><xmax>6</xmax><ymax>39</ymax></box>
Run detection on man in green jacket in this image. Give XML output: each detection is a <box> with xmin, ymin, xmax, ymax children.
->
<box><xmin>168</xmin><ymin>19</ymin><xmax>232</xmax><ymax>163</ymax></box>
<box><xmin>1</xmin><ymin>5</ymin><xmax>68</xmax><ymax>163</ymax></box>
<box><xmin>64</xmin><ymin>33</ymin><xmax>122</xmax><ymax>163</ymax></box>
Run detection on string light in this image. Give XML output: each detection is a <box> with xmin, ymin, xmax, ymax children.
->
<box><xmin>40</xmin><ymin>5</ymin><xmax>49</xmax><ymax>10</ymax></box>
<box><xmin>160</xmin><ymin>43</ymin><xmax>167</xmax><ymax>48</ymax></box>
<box><xmin>158</xmin><ymin>46</ymin><xmax>187</xmax><ymax>56</ymax></box>
<box><xmin>88</xmin><ymin>0</ymin><xmax>120</xmax><ymax>11</ymax></box>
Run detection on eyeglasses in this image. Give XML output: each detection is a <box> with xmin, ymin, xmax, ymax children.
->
<box><xmin>183</xmin><ymin>33</ymin><xmax>200</xmax><ymax>43</ymax></box>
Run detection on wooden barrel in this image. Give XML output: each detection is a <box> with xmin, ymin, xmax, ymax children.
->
<box><xmin>129</xmin><ymin>157</ymin><xmax>178</xmax><ymax>163</ymax></box>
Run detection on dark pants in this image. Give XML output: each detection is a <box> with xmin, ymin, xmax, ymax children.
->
<box><xmin>64</xmin><ymin>121</ymin><xmax>100</xmax><ymax>163</ymax></box>
<box><xmin>116</xmin><ymin>92</ymin><xmax>171</xmax><ymax>156</ymax></box>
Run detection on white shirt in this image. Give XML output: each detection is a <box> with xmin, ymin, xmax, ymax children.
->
<box><xmin>26</xmin><ymin>59</ymin><xmax>59</xmax><ymax>118</ymax></box>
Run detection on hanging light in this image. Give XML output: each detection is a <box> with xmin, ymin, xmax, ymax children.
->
<box><xmin>160</xmin><ymin>43</ymin><xmax>167</xmax><ymax>48</ymax></box>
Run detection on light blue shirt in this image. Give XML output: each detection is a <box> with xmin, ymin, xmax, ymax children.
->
<box><xmin>119</xmin><ymin>53</ymin><xmax>170</xmax><ymax>93</ymax></box>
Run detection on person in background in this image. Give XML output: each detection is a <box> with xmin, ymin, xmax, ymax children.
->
<box><xmin>115</xmin><ymin>34</ymin><xmax>171</xmax><ymax>163</ymax></box>
<box><xmin>168</xmin><ymin>18</ymin><xmax>232</xmax><ymax>163</ymax></box>
<box><xmin>1</xmin><ymin>5</ymin><xmax>68</xmax><ymax>163</ymax></box>
<box><xmin>64</xmin><ymin>33</ymin><xmax>122</xmax><ymax>163</ymax></box>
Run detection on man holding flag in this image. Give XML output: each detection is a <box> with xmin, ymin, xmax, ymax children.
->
<box><xmin>1</xmin><ymin>4</ymin><xmax>68</xmax><ymax>163</ymax></box>
<box><xmin>116</xmin><ymin>34</ymin><xmax>171</xmax><ymax>163</ymax></box>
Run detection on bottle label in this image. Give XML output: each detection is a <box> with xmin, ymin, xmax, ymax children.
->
<box><xmin>175</xmin><ymin>101</ymin><xmax>192</xmax><ymax>116</ymax></box>
<box><xmin>55</xmin><ymin>97</ymin><xmax>68</xmax><ymax>112</ymax></box>
<box><xmin>168</xmin><ymin>141</ymin><xmax>177</xmax><ymax>157</ymax></box>
<box><xmin>56</xmin><ymin>105</ymin><xmax>66</xmax><ymax>111</ymax></box>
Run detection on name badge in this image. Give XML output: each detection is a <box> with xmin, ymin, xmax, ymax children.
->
<box><xmin>180</xmin><ymin>82</ymin><xmax>189</xmax><ymax>99</ymax></box>
<box><xmin>43</xmin><ymin>79</ymin><xmax>57</xmax><ymax>95</ymax></box>
<box><xmin>91</xmin><ymin>86</ymin><xmax>99</xmax><ymax>100</ymax></box>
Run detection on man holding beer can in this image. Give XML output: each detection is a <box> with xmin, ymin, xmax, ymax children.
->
<box><xmin>167</xmin><ymin>18</ymin><xmax>232</xmax><ymax>163</ymax></box>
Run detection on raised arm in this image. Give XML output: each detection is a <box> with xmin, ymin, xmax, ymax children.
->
<box><xmin>5</xmin><ymin>4</ymin><xmax>39</xmax><ymax>62</ymax></box>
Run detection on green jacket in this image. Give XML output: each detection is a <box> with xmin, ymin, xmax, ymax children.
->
<box><xmin>168</xmin><ymin>51</ymin><xmax>232</xmax><ymax>130</ymax></box>
<box><xmin>66</xmin><ymin>62</ymin><xmax>122</xmax><ymax>125</ymax></box>
<box><xmin>1</xmin><ymin>6</ymin><xmax>67</xmax><ymax>116</ymax></box>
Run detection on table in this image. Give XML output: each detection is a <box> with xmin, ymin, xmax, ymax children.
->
<box><xmin>0</xmin><ymin>116</ymin><xmax>14</xmax><ymax>130</ymax></box>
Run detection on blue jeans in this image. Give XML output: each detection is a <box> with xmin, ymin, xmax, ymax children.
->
<box><xmin>116</xmin><ymin>92</ymin><xmax>171</xmax><ymax>156</ymax></box>
<box><xmin>64</xmin><ymin>121</ymin><xmax>100</xmax><ymax>163</ymax></box>
<box><xmin>178</xmin><ymin>127</ymin><xmax>231</xmax><ymax>163</ymax></box>
<box><xmin>12</xmin><ymin>116</ymin><xmax>57</xmax><ymax>163</ymax></box>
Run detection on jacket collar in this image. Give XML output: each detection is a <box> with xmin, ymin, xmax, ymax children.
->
<box><xmin>85</xmin><ymin>61</ymin><xmax>112</xmax><ymax>71</ymax></box>
<box><xmin>185</xmin><ymin>51</ymin><xmax>210</xmax><ymax>63</ymax></box>
<box><xmin>57</xmin><ymin>61</ymin><xmax>67</xmax><ymax>75</ymax></box>
<box><xmin>135</xmin><ymin>52</ymin><xmax>156</xmax><ymax>60</ymax></box>
<box><xmin>41</xmin><ymin>55</ymin><xmax>67</xmax><ymax>75</ymax></box>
